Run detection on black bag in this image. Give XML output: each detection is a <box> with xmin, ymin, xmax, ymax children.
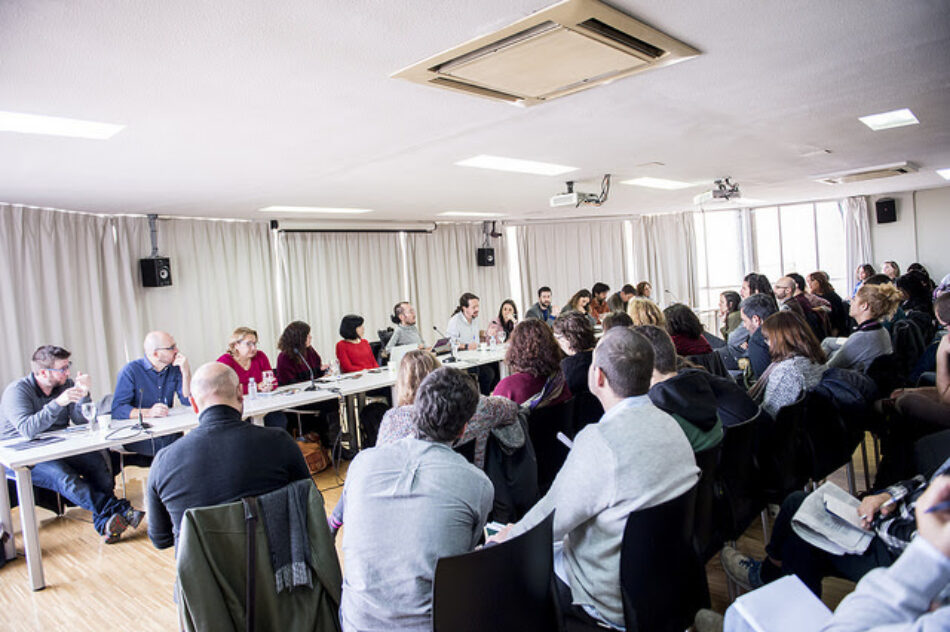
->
<box><xmin>358</xmin><ymin>402</ymin><xmax>389</xmax><ymax>450</ymax></box>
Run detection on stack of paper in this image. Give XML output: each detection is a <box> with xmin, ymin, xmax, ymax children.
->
<box><xmin>791</xmin><ymin>482</ymin><xmax>874</xmax><ymax>555</ymax></box>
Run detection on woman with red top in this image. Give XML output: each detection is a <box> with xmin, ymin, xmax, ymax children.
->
<box><xmin>493</xmin><ymin>318</ymin><xmax>571</xmax><ymax>409</ymax></box>
<box><xmin>663</xmin><ymin>303</ymin><xmax>713</xmax><ymax>356</ymax></box>
<box><xmin>217</xmin><ymin>326</ymin><xmax>287</xmax><ymax>430</ymax></box>
<box><xmin>275</xmin><ymin>320</ymin><xmax>328</xmax><ymax>385</ymax></box>
<box><xmin>336</xmin><ymin>314</ymin><xmax>378</xmax><ymax>373</ymax></box>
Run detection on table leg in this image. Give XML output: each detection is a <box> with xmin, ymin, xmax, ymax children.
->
<box><xmin>14</xmin><ymin>467</ymin><xmax>45</xmax><ymax>590</ymax></box>
<box><xmin>250</xmin><ymin>414</ymin><xmax>265</xmax><ymax>427</ymax></box>
<box><xmin>0</xmin><ymin>473</ymin><xmax>15</xmax><ymax>560</ymax></box>
<box><xmin>498</xmin><ymin>359</ymin><xmax>509</xmax><ymax>379</ymax></box>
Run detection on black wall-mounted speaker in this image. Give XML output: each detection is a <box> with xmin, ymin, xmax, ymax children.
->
<box><xmin>140</xmin><ymin>257</ymin><xmax>172</xmax><ymax>287</ymax></box>
<box><xmin>477</xmin><ymin>247</ymin><xmax>495</xmax><ymax>267</ymax></box>
<box><xmin>875</xmin><ymin>198</ymin><xmax>897</xmax><ymax>224</ymax></box>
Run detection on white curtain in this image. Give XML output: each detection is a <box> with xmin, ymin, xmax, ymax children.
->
<box><xmin>407</xmin><ymin>223</ymin><xmax>511</xmax><ymax>336</ymax></box>
<box><xmin>112</xmin><ymin>216</ymin><xmax>279</xmax><ymax>375</ymax></box>
<box><xmin>277</xmin><ymin>231</ymin><xmax>403</xmax><ymax>360</ymax></box>
<box><xmin>839</xmin><ymin>196</ymin><xmax>873</xmax><ymax>296</ymax></box>
<box><xmin>0</xmin><ymin>205</ymin><xmax>137</xmax><ymax>391</ymax></box>
<box><xmin>515</xmin><ymin>220</ymin><xmax>627</xmax><ymax>312</ymax></box>
<box><xmin>628</xmin><ymin>211</ymin><xmax>699</xmax><ymax>308</ymax></box>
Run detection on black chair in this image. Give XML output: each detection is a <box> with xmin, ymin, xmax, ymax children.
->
<box><xmin>800</xmin><ymin>390</ymin><xmax>861</xmax><ymax>484</ymax></box>
<box><xmin>433</xmin><ymin>513</ymin><xmax>558</xmax><ymax>632</ymax></box>
<box><xmin>527</xmin><ymin>399</ymin><xmax>575</xmax><ymax>495</ymax></box>
<box><xmin>757</xmin><ymin>395</ymin><xmax>811</xmax><ymax>506</ymax></box>
<box><xmin>865</xmin><ymin>353</ymin><xmax>904</xmax><ymax>400</ymax></box>
<box><xmin>570</xmin><ymin>390</ymin><xmax>602</xmax><ymax>437</ymax></box>
<box><xmin>688</xmin><ymin>351</ymin><xmax>730</xmax><ymax>378</ymax></box>
<box><xmin>620</xmin><ymin>484</ymin><xmax>709</xmax><ymax>632</ymax></box>
<box><xmin>715</xmin><ymin>408</ymin><xmax>767</xmax><ymax>542</ymax></box>
<box><xmin>482</xmin><ymin>423</ymin><xmax>540</xmax><ymax>523</ymax></box>
<box><xmin>692</xmin><ymin>443</ymin><xmax>723</xmax><ymax>562</ymax></box>
<box><xmin>453</xmin><ymin>439</ymin><xmax>476</xmax><ymax>464</ymax></box>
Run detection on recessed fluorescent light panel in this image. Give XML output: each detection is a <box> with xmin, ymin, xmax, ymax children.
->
<box><xmin>621</xmin><ymin>176</ymin><xmax>693</xmax><ymax>190</ymax></box>
<box><xmin>0</xmin><ymin>110</ymin><xmax>125</xmax><ymax>139</ymax></box>
<box><xmin>937</xmin><ymin>168</ymin><xmax>950</xmax><ymax>180</ymax></box>
<box><xmin>439</xmin><ymin>211</ymin><xmax>505</xmax><ymax>217</ymax></box>
<box><xmin>258</xmin><ymin>206</ymin><xmax>373</xmax><ymax>215</ymax></box>
<box><xmin>455</xmin><ymin>154</ymin><xmax>578</xmax><ymax>176</ymax></box>
<box><xmin>858</xmin><ymin>108</ymin><xmax>919</xmax><ymax>131</ymax></box>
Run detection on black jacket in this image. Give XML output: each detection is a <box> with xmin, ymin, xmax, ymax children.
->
<box><xmin>648</xmin><ymin>370</ymin><xmax>721</xmax><ymax>432</ymax></box>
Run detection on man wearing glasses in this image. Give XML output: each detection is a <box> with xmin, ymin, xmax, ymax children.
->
<box><xmin>1</xmin><ymin>345</ymin><xmax>144</xmax><ymax>543</ymax></box>
<box><xmin>111</xmin><ymin>331</ymin><xmax>192</xmax><ymax>456</ymax></box>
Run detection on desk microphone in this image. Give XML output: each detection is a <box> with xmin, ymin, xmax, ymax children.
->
<box><xmin>135</xmin><ymin>388</ymin><xmax>152</xmax><ymax>430</ymax></box>
<box><xmin>664</xmin><ymin>288</ymin><xmax>681</xmax><ymax>306</ymax></box>
<box><xmin>295</xmin><ymin>348</ymin><xmax>318</xmax><ymax>391</ymax></box>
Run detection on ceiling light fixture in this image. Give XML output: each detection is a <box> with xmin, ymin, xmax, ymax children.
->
<box><xmin>620</xmin><ymin>176</ymin><xmax>694</xmax><ymax>190</ymax></box>
<box><xmin>0</xmin><ymin>110</ymin><xmax>125</xmax><ymax>139</ymax></box>
<box><xmin>455</xmin><ymin>154</ymin><xmax>578</xmax><ymax>176</ymax></box>
<box><xmin>858</xmin><ymin>108</ymin><xmax>919</xmax><ymax>131</ymax></box>
<box><xmin>258</xmin><ymin>206</ymin><xmax>373</xmax><ymax>215</ymax></box>
<box><xmin>439</xmin><ymin>211</ymin><xmax>506</xmax><ymax>217</ymax></box>
<box><xmin>937</xmin><ymin>168</ymin><xmax>950</xmax><ymax>181</ymax></box>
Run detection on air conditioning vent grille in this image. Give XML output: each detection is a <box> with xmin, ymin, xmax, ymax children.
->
<box><xmin>576</xmin><ymin>18</ymin><xmax>665</xmax><ymax>59</ymax></box>
<box><xmin>814</xmin><ymin>162</ymin><xmax>918</xmax><ymax>185</ymax></box>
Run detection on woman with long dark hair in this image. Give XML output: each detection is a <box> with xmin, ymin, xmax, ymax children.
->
<box><xmin>664</xmin><ymin>303</ymin><xmax>712</xmax><ymax>356</ymax></box>
<box><xmin>486</xmin><ymin>299</ymin><xmax>518</xmax><ymax>341</ymax></box>
<box><xmin>751</xmin><ymin>311</ymin><xmax>826</xmax><ymax>418</ymax></box>
<box><xmin>807</xmin><ymin>271</ymin><xmax>847</xmax><ymax>336</ymax></box>
<box><xmin>719</xmin><ymin>290</ymin><xmax>742</xmax><ymax>339</ymax></box>
<box><xmin>275</xmin><ymin>320</ymin><xmax>327</xmax><ymax>385</ymax></box>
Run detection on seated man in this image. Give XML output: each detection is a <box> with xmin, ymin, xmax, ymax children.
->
<box><xmin>526</xmin><ymin>286</ymin><xmax>557</xmax><ymax>326</ymax></box>
<box><xmin>722</xmin><ymin>454</ymin><xmax>950</xmax><ymax>597</ymax></box>
<box><xmin>607</xmin><ymin>284</ymin><xmax>636</xmax><ymax>313</ymax></box>
<box><xmin>740</xmin><ymin>293</ymin><xmax>779</xmax><ymax>380</ymax></box>
<box><xmin>111</xmin><ymin>330</ymin><xmax>192</xmax><ymax>456</ymax></box>
<box><xmin>491</xmin><ymin>328</ymin><xmax>699</xmax><ymax>629</ymax></box>
<box><xmin>339</xmin><ymin>367</ymin><xmax>493</xmax><ymax>632</ymax></box>
<box><xmin>634</xmin><ymin>325</ymin><xmax>724</xmax><ymax>451</ymax></box>
<box><xmin>146</xmin><ymin>362</ymin><xmax>310</xmax><ymax>550</ymax></box>
<box><xmin>1</xmin><ymin>345</ymin><xmax>143</xmax><ymax>543</ymax></box>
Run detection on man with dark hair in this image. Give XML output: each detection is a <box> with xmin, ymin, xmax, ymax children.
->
<box><xmin>1</xmin><ymin>345</ymin><xmax>144</xmax><ymax>543</ymax></box>
<box><xmin>526</xmin><ymin>286</ymin><xmax>557</xmax><ymax>326</ymax></box>
<box><xmin>634</xmin><ymin>325</ymin><xmax>724</xmax><ymax>451</ymax></box>
<box><xmin>590</xmin><ymin>282</ymin><xmax>611</xmax><ymax>324</ymax></box>
<box><xmin>490</xmin><ymin>328</ymin><xmax>698</xmax><ymax>629</ymax></box>
<box><xmin>340</xmin><ymin>367</ymin><xmax>493</xmax><ymax>631</ymax></box>
<box><xmin>607</xmin><ymin>283</ymin><xmax>636</xmax><ymax>313</ymax></box>
<box><xmin>740</xmin><ymin>293</ymin><xmax>779</xmax><ymax>379</ymax></box>
<box><xmin>146</xmin><ymin>363</ymin><xmax>310</xmax><ymax>550</ymax></box>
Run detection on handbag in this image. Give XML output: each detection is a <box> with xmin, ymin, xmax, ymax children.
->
<box><xmin>296</xmin><ymin>432</ymin><xmax>331</xmax><ymax>474</ymax></box>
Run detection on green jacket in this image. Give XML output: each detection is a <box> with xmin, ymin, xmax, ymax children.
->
<box><xmin>177</xmin><ymin>483</ymin><xmax>342</xmax><ymax>632</ymax></box>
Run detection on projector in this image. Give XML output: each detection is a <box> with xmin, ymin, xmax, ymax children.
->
<box><xmin>550</xmin><ymin>191</ymin><xmax>599</xmax><ymax>208</ymax></box>
<box><xmin>693</xmin><ymin>177</ymin><xmax>740</xmax><ymax>206</ymax></box>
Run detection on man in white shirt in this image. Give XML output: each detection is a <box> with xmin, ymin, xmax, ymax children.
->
<box><xmin>445</xmin><ymin>292</ymin><xmax>496</xmax><ymax>393</ymax></box>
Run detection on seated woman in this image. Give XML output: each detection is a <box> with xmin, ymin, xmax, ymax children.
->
<box><xmin>216</xmin><ymin>326</ymin><xmax>286</xmax><ymax>429</ymax></box>
<box><xmin>807</xmin><ymin>271</ymin><xmax>847</xmax><ymax>336</ymax></box>
<box><xmin>486</xmin><ymin>299</ymin><xmax>518</xmax><ymax>342</ymax></box>
<box><xmin>627</xmin><ymin>297</ymin><xmax>666</xmax><ymax>327</ymax></box>
<box><xmin>664</xmin><ymin>303</ymin><xmax>713</xmax><ymax>356</ymax></box>
<box><xmin>749</xmin><ymin>311</ymin><xmax>826</xmax><ymax>419</ymax></box>
<box><xmin>493</xmin><ymin>319</ymin><xmax>572</xmax><ymax>409</ymax></box>
<box><xmin>336</xmin><ymin>314</ymin><xmax>379</xmax><ymax>373</ymax></box>
<box><xmin>636</xmin><ymin>280</ymin><xmax>653</xmax><ymax>300</ymax></box>
<box><xmin>275</xmin><ymin>321</ymin><xmax>338</xmax><ymax>444</ymax></box>
<box><xmin>851</xmin><ymin>263</ymin><xmax>876</xmax><ymax>300</ymax></box>
<box><xmin>275</xmin><ymin>320</ymin><xmax>327</xmax><ymax>385</ymax></box>
<box><xmin>559</xmin><ymin>289</ymin><xmax>596</xmax><ymax>326</ymax></box>
<box><xmin>553</xmin><ymin>311</ymin><xmax>597</xmax><ymax>397</ymax></box>
<box><xmin>719</xmin><ymin>291</ymin><xmax>742</xmax><ymax>340</ymax></box>
<box><xmin>601</xmin><ymin>311</ymin><xmax>633</xmax><ymax>331</ymax></box>
<box><xmin>823</xmin><ymin>282</ymin><xmax>903</xmax><ymax>371</ymax></box>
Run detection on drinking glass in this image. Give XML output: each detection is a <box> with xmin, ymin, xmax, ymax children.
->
<box><xmin>262</xmin><ymin>370</ymin><xmax>276</xmax><ymax>391</ymax></box>
<box><xmin>81</xmin><ymin>401</ymin><xmax>99</xmax><ymax>433</ymax></box>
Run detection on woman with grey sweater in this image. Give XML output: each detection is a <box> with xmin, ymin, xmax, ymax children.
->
<box><xmin>750</xmin><ymin>311</ymin><xmax>826</xmax><ymax>418</ymax></box>
<box><xmin>822</xmin><ymin>283</ymin><xmax>904</xmax><ymax>372</ymax></box>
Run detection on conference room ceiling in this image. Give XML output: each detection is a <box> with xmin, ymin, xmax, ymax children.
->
<box><xmin>1</xmin><ymin>0</ymin><xmax>949</xmax><ymax>222</ymax></box>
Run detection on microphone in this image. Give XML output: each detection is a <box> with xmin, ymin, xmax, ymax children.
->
<box><xmin>294</xmin><ymin>348</ymin><xmax>318</xmax><ymax>391</ymax></box>
<box><xmin>664</xmin><ymin>288</ymin><xmax>681</xmax><ymax>305</ymax></box>
<box><xmin>136</xmin><ymin>388</ymin><xmax>151</xmax><ymax>430</ymax></box>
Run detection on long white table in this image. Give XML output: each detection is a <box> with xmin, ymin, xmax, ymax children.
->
<box><xmin>0</xmin><ymin>346</ymin><xmax>508</xmax><ymax>591</ymax></box>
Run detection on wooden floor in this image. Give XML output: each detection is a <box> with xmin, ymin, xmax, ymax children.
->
<box><xmin>0</xmin><ymin>438</ymin><xmax>875</xmax><ymax>631</ymax></box>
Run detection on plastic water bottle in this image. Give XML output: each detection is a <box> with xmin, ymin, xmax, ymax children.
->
<box><xmin>489</xmin><ymin>334</ymin><xmax>497</xmax><ymax>351</ymax></box>
<box><xmin>248</xmin><ymin>378</ymin><xmax>258</xmax><ymax>399</ymax></box>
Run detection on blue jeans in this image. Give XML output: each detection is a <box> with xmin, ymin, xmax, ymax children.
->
<box><xmin>9</xmin><ymin>452</ymin><xmax>130</xmax><ymax>535</ymax></box>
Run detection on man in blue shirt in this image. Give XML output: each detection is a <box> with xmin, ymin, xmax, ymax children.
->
<box><xmin>112</xmin><ymin>331</ymin><xmax>192</xmax><ymax>456</ymax></box>
<box><xmin>526</xmin><ymin>286</ymin><xmax>558</xmax><ymax>326</ymax></box>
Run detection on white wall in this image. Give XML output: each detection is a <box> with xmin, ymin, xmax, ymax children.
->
<box><xmin>868</xmin><ymin>184</ymin><xmax>950</xmax><ymax>279</ymax></box>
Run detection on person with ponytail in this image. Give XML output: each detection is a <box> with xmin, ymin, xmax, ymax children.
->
<box><xmin>823</xmin><ymin>282</ymin><xmax>904</xmax><ymax>371</ymax></box>
<box><xmin>385</xmin><ymin>301</ymin><xmax>424</xmax><ymax>354</ymax></box>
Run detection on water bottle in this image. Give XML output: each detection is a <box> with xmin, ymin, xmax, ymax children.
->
<box><xmin>489</xmin><ymin>334</ymin><xmax>496</xmax><ymax>351</ymax></box>
<box><xmin>248</xmin><ymin>378</ymin><xmax>258</xmax><ymax>400</ymax></box>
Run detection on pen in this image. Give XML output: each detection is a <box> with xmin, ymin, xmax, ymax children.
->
<box><xmin>860</xmin><ymin>496</ymin><xmax>897</xmax><ymax>521</ymax></box>
<box><xmin>925</xmin><ymin>500</ymin><xmax>950</xmax><ymax>514</ymax></box>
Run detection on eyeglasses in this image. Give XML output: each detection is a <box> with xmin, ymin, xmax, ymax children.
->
<box><xmin>156</xmin><ymin>343</ymin><xmax>178</xmax><ymax>352</ymax></box>
<box><xmin>45</xmin><ymin>361</ymin><xmax>73</xmax><ymax>374</ymax></box>
<box><xmin>239</xmin><ymin>339</ymin><xmax>258</xmax><ymax>347</ymax></box>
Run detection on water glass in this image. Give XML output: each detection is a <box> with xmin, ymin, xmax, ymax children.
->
<box><xmin>81</xmin><ymin>401</ymin><xmax>98</xmax><ymax>433</ymax></box>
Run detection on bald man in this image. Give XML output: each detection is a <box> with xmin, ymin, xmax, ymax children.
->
<box><xmin>111</xmin><ymin>331</ymin><xmax>192</xmax><ymax>456</ymax></box>
<box><xmin>146</xmin><ymin>363</ymin><xmax>310</xmax><ymax>550</ymax></box>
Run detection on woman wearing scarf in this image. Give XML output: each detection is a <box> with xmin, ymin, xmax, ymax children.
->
<box><xmin>493</xmin><ymin>318</ymin><xmax>572</xmax><ymax>409</ymax></box>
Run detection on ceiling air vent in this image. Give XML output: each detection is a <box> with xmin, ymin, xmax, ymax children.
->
<box><xmin>392</xmin><ymin>0</ymin><xmax>699</xmax><ymax>106</ymax></box>
<box><xmin>813</xmin><ymin>161</ymin><xmax>918</xmax><ymax>185</ymax></box>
